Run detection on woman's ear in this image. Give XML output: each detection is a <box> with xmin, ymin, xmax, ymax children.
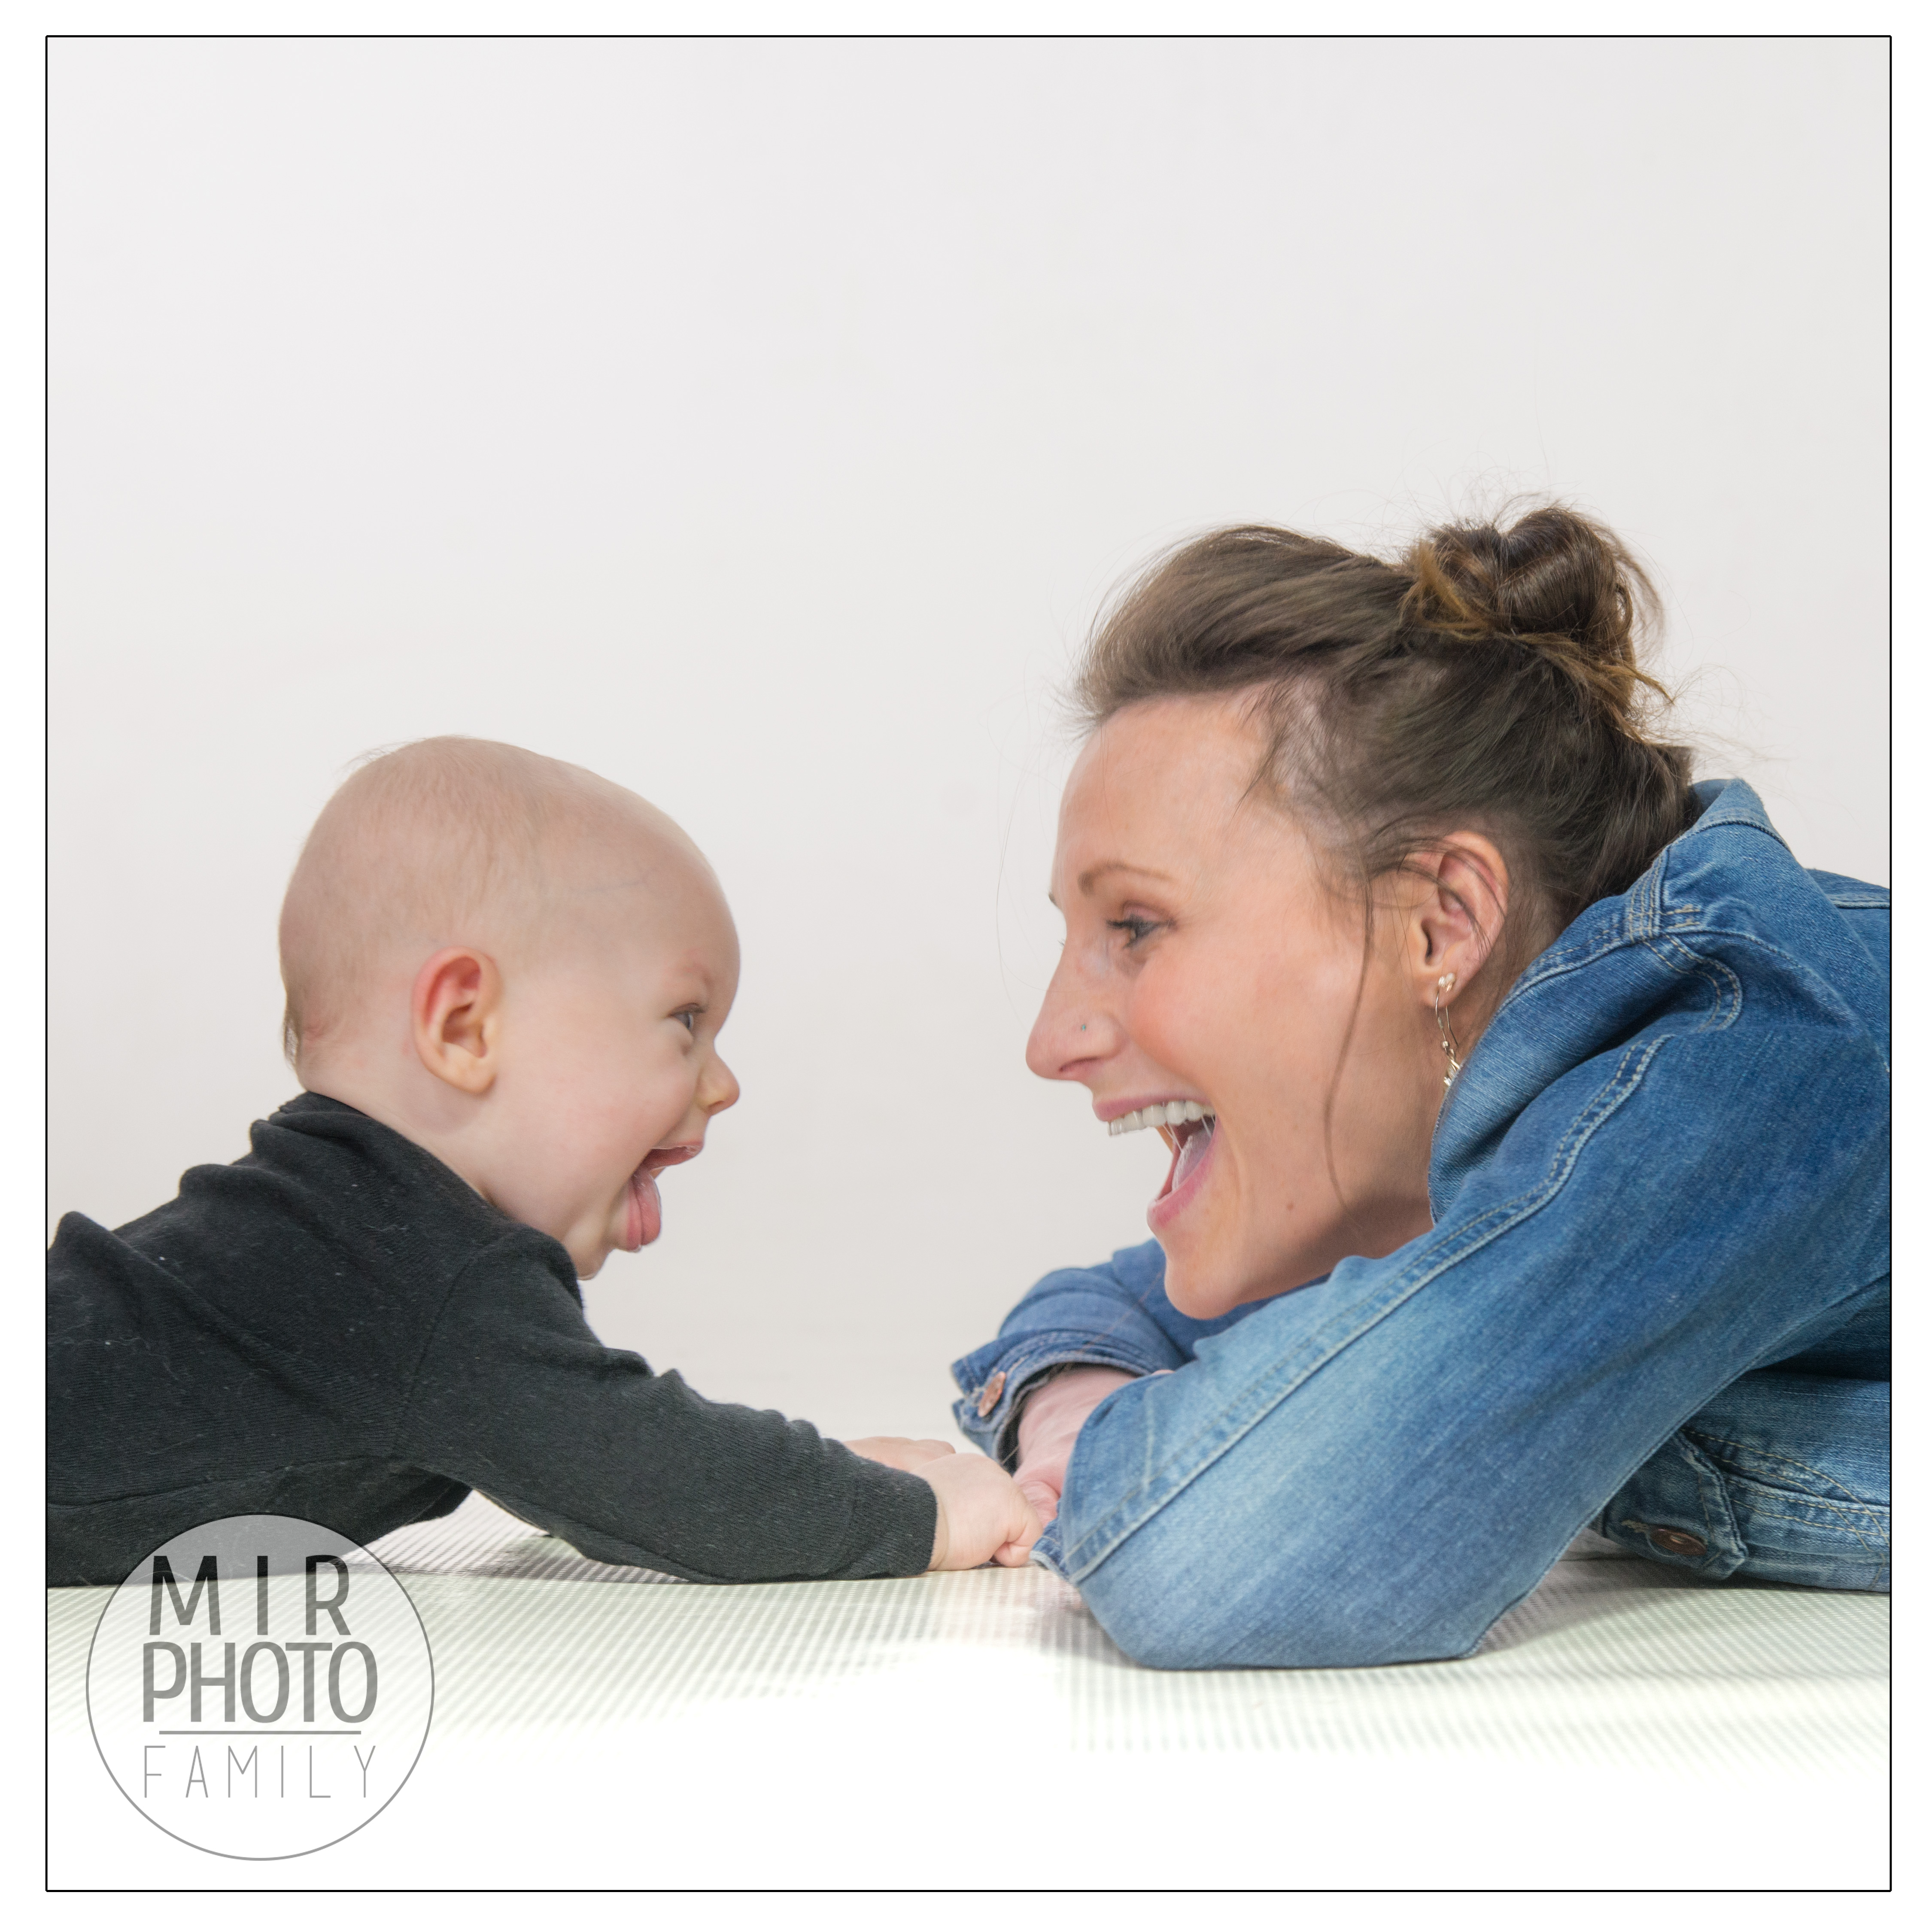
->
<box><xmin>1408</xmin><ymin>835</ymin><xmax>1510</xmax><ymax>1005</ymax></box>
<box><xmin>410</xmin><ymin>948</ymin><xmax>504</xmax><ymax>1094</ymax></box>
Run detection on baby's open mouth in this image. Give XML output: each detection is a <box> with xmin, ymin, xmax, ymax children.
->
<box><xmin>623</xmin><ymin>1144</ymin><xmax>702</xmax><ymax>1252</ymax></box>
<box><xmin>1108</xmin><ymin>1100</ymin><xmax>1218</xmax><ymax>1204</ymax></box>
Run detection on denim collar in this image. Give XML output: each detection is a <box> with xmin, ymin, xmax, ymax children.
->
<box><xmin>1682</xmin><ymin>775</ymin><xmax>1784</xmax><ymax>842</ymax></box>
<box><xmin>1428</xmin><ymin>778</ymin><xmax>1796</xmax><ymax>1215</ymax></box>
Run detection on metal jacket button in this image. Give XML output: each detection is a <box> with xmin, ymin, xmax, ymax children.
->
<box><xmin>1619</xmin><ymin>1518</ymin><xmax>1709</xmax><ymax>1558</ymax></box>
<box><xmin>1622</xmin><ymin>1520</ymin><xmax>1708</xmax><ymax>1557</ymax></box>
<box><xmin>1651</xmin><ymin>1528</ymin><xmax>1707</xmax><ymax>1556</ymax></box>
<box><xmin>975</xmin><ymin>1370</ymin><xmax>1006</xmax><ymax>1418</ymax></box>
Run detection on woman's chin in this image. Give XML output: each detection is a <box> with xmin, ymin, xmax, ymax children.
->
<box><xmin>1158</xmin><ymin>1221</ymin><xmax>1332</xmax><ymax>1318</ymax></box>
<box><xmin>1151</xmin><ymin>1239</ymin><xmax>1244</xmax><ymax>1321</ymax></box>
<box><xmin>1147</xmin><ymin>1137</ymin><xmax>1247</xmax><ymax>1317</ymax></box>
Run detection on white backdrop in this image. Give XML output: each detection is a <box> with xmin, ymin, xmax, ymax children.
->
<box><xmin>49</xmin><ymin>37</ymin><xmax>1889</xmax><ymax>1442</ymax></box>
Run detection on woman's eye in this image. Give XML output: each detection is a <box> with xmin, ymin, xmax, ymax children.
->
<box><xmin>1106</xmin><ymin>915</ymin><xmax>1160</xmax><ymax>948</ymax></box>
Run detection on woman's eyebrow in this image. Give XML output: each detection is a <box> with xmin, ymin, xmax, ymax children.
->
<box><xmin>1075</xmin><ymin>861</ymin><xmax>1177</xmax><ymax>894</ymax></box>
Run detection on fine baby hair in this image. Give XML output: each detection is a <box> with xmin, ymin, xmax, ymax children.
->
<box><xmin>277</xmin><ymin>735</ymin><xmax>691</xmax><ymax>1068</ymax></box>
<box><xmin>1074</xmin><ymin>503</ymin><xmax>1695</xmax><ymax>972</ymax></box>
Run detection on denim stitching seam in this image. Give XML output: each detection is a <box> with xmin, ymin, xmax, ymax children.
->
<box><xmin>1641</xmin><ymin>931</ymin><xmax>1744</xmax><ymax>1030</ymax></box>
<box><xmin>1681</xmin><ymin>1441</ymin><xmax>1891</xmax><ymax>1552</ymax></box>
<box><xmin>1628</xmin><ymin>921</ymin><xmax>1889</xmax><ymax>1071</ymax></box>
<box><xmin>1729</xmin><ymin>1504</ymin><xmax>1891</xmax><ymax>1555</ymax></box>
<box><xmin>1682</xmin><ymin>1428</ymin><xmax>1888</xmax><ymax>1517</ymax></box>
<box><xmin>1677</xmin><ymin>1431</ymin><xmax>1745</xmax><ymax>1565</ymax></box>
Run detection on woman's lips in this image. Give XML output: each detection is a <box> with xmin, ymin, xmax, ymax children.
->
<box><xmin>1147</xmin><ymin>1116</ymin><xmax>1217</xmax><ymax>1235</ymax></box>
<box><xmin>622</xmin><ymin>1144</ymin><xmax>702</xmax><ymax>1252</ymax></box>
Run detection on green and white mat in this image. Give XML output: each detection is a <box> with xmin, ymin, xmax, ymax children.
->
<box><xmin>49</xmin><ymin>1493</ymin><xmax>1888</xmax><ymax>1889</ymax></box>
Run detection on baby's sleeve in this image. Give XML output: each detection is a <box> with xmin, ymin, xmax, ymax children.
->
<box><xmin>395</xmin><ymin>1230</ymin><xmax>936</xmax><ymax>1583</ymax></box>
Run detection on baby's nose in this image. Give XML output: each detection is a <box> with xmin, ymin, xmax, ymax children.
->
<box><xmin>703</xmin><ymin>1055</ymin><xmax>741</xmax><ymax>1114</ymax></box>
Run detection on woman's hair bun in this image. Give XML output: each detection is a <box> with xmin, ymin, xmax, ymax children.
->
<box><xmin>1072</xmin><ymin>498</ymin><xmax>1693</xmax><ymax>943</ymax></box>
<box><xmin>1400</xmin><ymin>504</ymin><xmax>1665</xmax><ymax>725</ymax></box>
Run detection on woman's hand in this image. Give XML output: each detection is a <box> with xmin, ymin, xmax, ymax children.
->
<box><xmin>1012</xmin><ymin>1367</ymin><xmax>1136</xmax><ymax>1524</ymax></box>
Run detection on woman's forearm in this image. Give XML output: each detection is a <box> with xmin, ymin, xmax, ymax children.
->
<box><xmin>1012</xmin><ymin>1366</ymin><xmax>1136</xmax><ymax>1523</ymax></box>
<box><xmin>949</xmin><ymin>1239</ymin><xmax>1279</xmax><ymax>1461</ymax></box>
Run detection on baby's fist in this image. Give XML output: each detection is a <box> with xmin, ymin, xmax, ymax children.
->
<box><xmin>844</xmin><ymin>1436</ymin><xmax>957</xmax><ymax>1473</ymax></box>
<box><xmin>919</xmin><ymin>1453</ymin><xmax>1041</xmax><ymax>1571</ymax></box>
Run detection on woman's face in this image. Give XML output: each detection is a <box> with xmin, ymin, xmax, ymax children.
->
<box><xmin>1029</xmin><ymin>694</ymin><xmax>1468</xmax><ymax>1318</ymax></box>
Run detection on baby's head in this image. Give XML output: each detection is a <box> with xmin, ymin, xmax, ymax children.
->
<box><xmin>279</xmin><ymin>737</ymin><xmax>739</xmax><ymax>1278</ymax></box>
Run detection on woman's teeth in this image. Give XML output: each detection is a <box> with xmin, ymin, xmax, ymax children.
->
<box><xmin>1108</xmin><ymin>1100</ymin><xmax>1212</xmax><ymax>1136</ymax></box>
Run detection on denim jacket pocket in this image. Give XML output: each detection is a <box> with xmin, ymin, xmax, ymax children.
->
<box><xmin>1598</xmin><ymin>1412</ymin><xmax>1890</xmax><ymax>1593</ymax></box>
<box><xmin>1597</xmin><ymin>1429</ymin><xmax>1749</xmax><ymax>1578</ymax></box>
<box><xmin>1680</xmin><ymin>1426</ymin><xmax>1891</xmax><ymax>1592</ymax></box>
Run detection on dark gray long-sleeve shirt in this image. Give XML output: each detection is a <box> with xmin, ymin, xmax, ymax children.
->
<box><xmin>47</xmin><ymin>1092</ymin><xmax>936</xmax><ymax>1588</ymax></box>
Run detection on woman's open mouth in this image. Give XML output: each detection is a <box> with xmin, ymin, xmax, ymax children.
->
<box><xmin>1106</xmin><ymin>1100</ymin><xmax>1218</xmax><ymax>1231</ymax></box>
<box><xmin>622</xmin><ymin>1144</ymin><xmax>702</xmax><ymax>1252</ymax></box>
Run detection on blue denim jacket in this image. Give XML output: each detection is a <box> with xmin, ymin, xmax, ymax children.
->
<box><xmin>952</xmin><ymin>781</ymin><xmax>1889</xmax><ymax>1668</ymax></box>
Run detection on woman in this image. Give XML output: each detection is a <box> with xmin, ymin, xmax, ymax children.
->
<box><xmin>952</xmin><ymin>507</ymin><xmax>1889</xmax><ymax>1669</ymax></box>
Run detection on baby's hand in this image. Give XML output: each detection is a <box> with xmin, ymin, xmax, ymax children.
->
<box><xmin>844</xmin><ymin>1436</ymin><xmax>958</xmax><ymax>1472</ymax></box>
<box><xmin>919</xmin><ymin>1453</ymin><xmax>1040</xmax><ymax>1571</ymax></box>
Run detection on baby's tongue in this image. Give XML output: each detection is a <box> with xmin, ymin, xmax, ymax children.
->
<box><xmin>625</xmin><ymin>1168</ymin><xmax>664</xmax><ymax>1251</ymax></box>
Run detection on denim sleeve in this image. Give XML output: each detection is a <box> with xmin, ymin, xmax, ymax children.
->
<box><xmin>1037</xmin><ymin>1017</ymin><xmax>1889</xmax><ymax>1668</ymax></box>
<box><xmin>949</xmin><ymin>1240</ymin><xmax>1286</xmax><ymax>1464</ymax></box>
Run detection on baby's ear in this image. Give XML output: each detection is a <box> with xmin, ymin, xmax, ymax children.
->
<box><xmin>410</xmin><ymin>948</ymin><xmax>504</xmax><ymax>1094</ymax></box>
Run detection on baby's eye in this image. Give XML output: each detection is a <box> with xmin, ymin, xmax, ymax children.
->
<box><xmin>673</xmin><ymin>1008</ymin><xmax>701</xmax><ymax>1036</ymax></box>
<box><xmin>1106</xmin><ymin>915</ymin><xmax>1160</xmax><ymax>949</ymax></box>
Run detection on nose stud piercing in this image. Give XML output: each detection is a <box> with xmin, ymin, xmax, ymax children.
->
<box><xmin>1434</xmin><ymin>972</ymin><xmax>1462</xmax><ymax>1088</ymax></box>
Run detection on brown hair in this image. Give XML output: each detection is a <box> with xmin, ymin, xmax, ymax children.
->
<box><xmin>1074</xmin><ymin>504</ymin><xmax>1695</xmax><ymax>977</ymax></box>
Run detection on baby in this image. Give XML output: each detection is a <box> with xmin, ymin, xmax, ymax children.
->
<box><xmin>47</xmin><ymin>738</ymin><xmax>1036</xmax><ymax>1586</ymax></box>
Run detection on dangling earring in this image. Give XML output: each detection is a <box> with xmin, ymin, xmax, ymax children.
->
<box><xmin>1434</xmin><ymin>972</ymin><xmax>1461</xmax><ymax>1088</ymax></box>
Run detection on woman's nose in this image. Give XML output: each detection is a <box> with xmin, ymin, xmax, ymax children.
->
<box><xmin>1026</xmin><ymin>958</ymin><xmax>1115</xmax><ymax>1083</ymax></box>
